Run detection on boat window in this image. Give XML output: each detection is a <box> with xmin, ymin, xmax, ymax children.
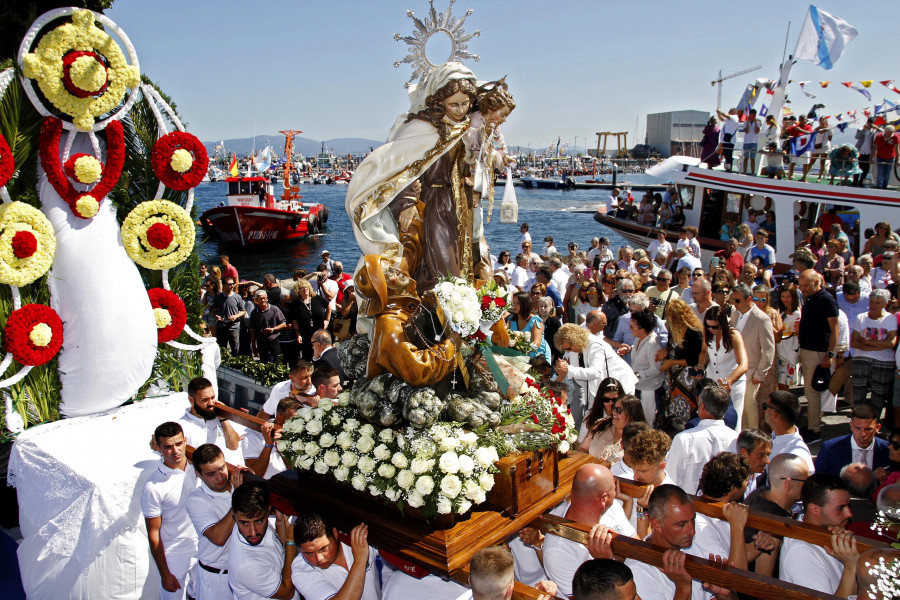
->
<box><xmin>698</xmin><ymin>188</ymin><xmax>726</xmax><ymax>239</ymax></box>
<box><xmin>725</xmin><ymin>193</ymin><xmax>742</xmax><ymax>215</ymax></box>
<box><xmin>678</xmin><ymin>186</ymin><xmax>694</xmax><ymax>210</ymax></box>
<box><xmin>228</xmin><ymin>182</ymin><xmax>238</xmax><ymax>195</ymax></box>
<box><xmin>240</xmin><ymin>181</ymin><xmax>251</xmax><ymax>195</ymax></box>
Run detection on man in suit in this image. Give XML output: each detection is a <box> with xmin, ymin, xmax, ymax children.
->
<box><xmin>729</xmin><ymin>284</ymin><xmax>776</xmax><ymax>430</ymax></box>
<box><xmin>311</xmin><ymin>329</ymin><xmax>347</xmax><ymax>384</ymax></box>
<box><xmin>815</xmin><ymin>404</ymin><xmax>890</xmax><ymax>476</ymax></box>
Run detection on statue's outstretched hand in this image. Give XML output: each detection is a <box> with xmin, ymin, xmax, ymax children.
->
<box><xmin>399</xmin><ymin>206</ymin><xmax>418</xmax><ymax>231</ymax></box>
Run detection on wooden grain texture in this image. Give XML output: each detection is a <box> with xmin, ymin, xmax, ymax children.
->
<box><xmin>532</xmin><ymin>513</ymin><xmax>842</xmax><ymax>600</ymax></box>
<box><xmin>612</xmin><ymin>472</ymin><xmax>888</xmax><ymax>553</ymax></box>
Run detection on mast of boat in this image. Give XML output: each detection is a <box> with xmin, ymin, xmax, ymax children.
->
<box><xmin>280</xmin><ymin>129</ymin><xmax>303</xmax><ymax>206</ymax></box>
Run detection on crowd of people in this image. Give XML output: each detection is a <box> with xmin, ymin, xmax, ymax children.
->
<box><xmin>157</xmin><ymin>206</ymin><xmax>900</xmax><ymax>600</ymax></box>
<box><xmin>698</xmin><ymin>108</ymin><xmax>899</xmax><ymax>188</ymax></box>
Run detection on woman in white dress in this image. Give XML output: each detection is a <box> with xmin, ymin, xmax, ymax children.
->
<box><xmin>776</xmin><ymin>283</ymin><xmax>802</xmax><ymax>390</ymax></box>
<box><xmin>630</xmin><ymin>308</ymin><xmax>666</xmax><ymax>425</ymax></box>
<box><xmin>697</xmin><ymin>304</ymin><xmax>748</xmax><ymax>430</ymax></box>
<box><xmin>578</xmin><ymin>388</ymin><xmax>646</xmax><ymax>465</ymax></box>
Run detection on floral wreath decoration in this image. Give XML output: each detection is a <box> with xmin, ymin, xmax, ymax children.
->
<box><xmin>0</xmin><ymin>133</ymin><xmax>14</xmax><ymax>189</ymax></box>
<box><xmin>151</xmin><ymin>132</ymin><xmax>209</xmax><ymax>191</ymax></box>
<box><xmin>0</xmin><ymin>202</ymin><xmax>56</xmax><ymax>287</ymax></box>
<box><xmin>39</xmin><ymin>116</ymin><xmax>125</xmax><ymax>219</ymax></box>
<box><xmin>147</xmin><ymin>288</ymin><xmax>187</xmax><ymax>343</ymax></box>
<box><xmin>20</xmin><ymin>9</ymin><xmax>140</xmax><ymax>132</ymax></box>
<box><xmin>121</xmin><ymin>199</ymin><xmax>195</xmax><ymax>270</ymax></box>
<box><xmin>3</xmin><ymin>303</ymin><xmax>63</xmax><ymax>367</ymax></box>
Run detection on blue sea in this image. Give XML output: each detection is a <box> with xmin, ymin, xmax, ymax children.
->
<box><xmin>193</xmin><ymin>174</ymin><xmax>661</xmax><ymax>282</ymax></box>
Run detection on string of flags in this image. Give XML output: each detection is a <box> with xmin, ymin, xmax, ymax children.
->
<box><xmin>752</xmin><ymin>79</ymin><xmax>900</xmax><ymax>126</ymax></box>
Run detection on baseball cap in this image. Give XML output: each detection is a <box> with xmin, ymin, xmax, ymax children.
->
<box><xmin>321</xmin><ymin>250</ymin><xmax>330</xmax><ymax>256</ymax></box>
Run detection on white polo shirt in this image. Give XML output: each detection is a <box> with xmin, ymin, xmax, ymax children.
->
<box><xmin>769</xmin><ymin>430</ymin><xmax>815</xmax><ymax>474</ymax></box>
<box><xmin>627</xmin><ymin>539</ymin><xmax>713</xmax><ymax>600</ymax></box>
<box><xmin>178</xmin><ymin>409</ymin><xmax>246</xmax><ymax>466</ymax></box>
<box><xmin>382</xmin><ymin>563</ymin><xmax>469</xmax><ymax>600</ymax></box>
<box><xmin>542</xmin><ymin>500</ymin><xmax>636</xmax><ymax>597</ymax></box>
<box><xmin>780</xmin><ymin>536</ymin><xmax>843</xmax><ymax>594</ymax></box>
<box><xmin>186</xmin><ymin>481</ymin><xmax>232</xmax><ymax>569</ymax></box>
<box><xmin>666</xmin><ymin>419</ymin><xmax>738</xmax><ymax>495</ymax></box>
<box><xmin>691</xmin><ymin>512</ymin><xmax>732</xmax><ymax>561</ymax></box>
<box><xmin>140</xmin><ymin>461</ymin><xmax>199</xmax><ymax>557</ymax></box>
<box><xmin>291</xmin><ymin>540</ymin><xmax>381</xmax><ymax>600</ymax></box>
<box><xmin>228</xmin><ymin>525</ymin><xmax>298</xmax><ymax>600</ymax></box>
<box><xmin>262</xmin><ymin>380</ymin><xmax>316</xmax><ymax>415</ymax></box>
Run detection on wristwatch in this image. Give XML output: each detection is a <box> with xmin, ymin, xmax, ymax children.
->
<box><xmin>825</xmin><ymin>351</ymin><xmax>835</xmax><ymax>358</ymax></box>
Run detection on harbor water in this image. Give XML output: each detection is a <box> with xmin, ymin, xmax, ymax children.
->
<box><xmin>193</xmin><ymin>174</ymin><xmax>662</xmax><ymax>282</ymax></box>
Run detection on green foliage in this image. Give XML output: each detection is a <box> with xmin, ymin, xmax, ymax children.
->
<box><xmin>220</xmin><ymin>352</ymin><xmax>289</xmax><ymax>387</ymax></box>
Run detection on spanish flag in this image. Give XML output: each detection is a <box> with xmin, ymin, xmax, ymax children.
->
<box><xmin>228</xmin><ymin>153</ymin><xmax>238</xmax><ymax>177</ymax></box>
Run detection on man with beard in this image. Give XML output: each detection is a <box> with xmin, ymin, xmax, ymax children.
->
<box><xmin>228</xmin><ymin>481</ymin><xmax>299</xmax><ymax>599</ymax></box>
<box><xmin>186</xmin><ymin>444</ymin><xmax>247</xmax><ymax>599</ymax></box>
<box><xmin>141</xmin><ymin>422</ymin><xmax>199</xmax><ymax>599</ymax></box>
<box><xmin>178</xmin><ymin>377</ymin><xmax>244</xmax><ymax>466</ymax></box>
<box><xmin>780</xmin><ymin>474</ymin><xmax>859</xmax><ymax>597</ymax></box>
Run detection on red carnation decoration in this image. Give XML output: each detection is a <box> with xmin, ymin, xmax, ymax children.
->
<box><xmin>0</xmin><ymin>133</ymin><xmax>13</xmax><ymax>188</ymax></box>
<box><xmin>39</xmin><ymin>117</ymin><xmax>125</xmax><ymax>219</ymax></box>
<box><xmin>151</xmin><ymin>132</ymin><xmax>209</xmax><ymax>191</ymax></box>
<box><xmin>3</xmin><ymin>304</ymin><xmax>64</xmax><ymax>366</ymax></box>
<box><xmin>146</xmin><ymin>223</ymin><xmax>174</xmax><ymax>249</ymax></box>
<box><xmin>11</xmin><ymin>231</ymin><xmax>37</xmax><ymax>259</ymax></box>
<box><xmin>61</xmin><ymin>51</ymin><xmax>110</xmax><ymax>99</ymax></box>
<box><xmin>148</xmin><ymin>288</ymin><xmax>187</xmax><ymax>343</ymax></box>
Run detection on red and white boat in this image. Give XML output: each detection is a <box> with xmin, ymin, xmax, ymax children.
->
<box><xmin>199</xmin><ymin>130</ymin><xmax>328</xmax><ymax>246</ymax></box>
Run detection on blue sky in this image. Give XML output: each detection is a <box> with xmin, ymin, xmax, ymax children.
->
<box><xmin>106</xmin><ymin>0</ymin><xmax>896</xmax><ymax>151</ymax></box>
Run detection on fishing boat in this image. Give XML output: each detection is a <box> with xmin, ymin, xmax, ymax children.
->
<box><xmin>199</xmin><ymin>130</ymin><xmax>329</xmax><ymax>246</ymax></box>
<box><xmin>595</xmin><ymin>155</ymin><xmax>900</xmax><ymax>270</ymax></box>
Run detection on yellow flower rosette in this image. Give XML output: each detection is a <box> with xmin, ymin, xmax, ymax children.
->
<box><xmin>21</xmin><ymin>9</ymin><xmax>140</xmax><ymax>131</ymax></box>
<box><xmin>121</xmin><ymin>200</ymin><xmax>194</xmax><ymax>270</ymax></box>
<box><xmin>0</xmin><ymin>202</ymin><xmax>57</xmax><ymax>286</ymax></box>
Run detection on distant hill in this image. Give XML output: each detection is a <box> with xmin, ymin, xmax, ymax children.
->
<box><xmin>203</xmin><ymin>135</ymin><xmax>384</xmax><ymax>158</ymax></box>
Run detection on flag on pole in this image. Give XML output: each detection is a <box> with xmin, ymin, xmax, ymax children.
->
<box><xmin>228</xmin><ymin>152</ymin><xmax>238</xmax><ymax>177</ymax></box>
<box><xmin>794</xmin><ymin>5</ymin><xmax>858</xmax><ymax>70</ymax></box>
<box><xmin>789</xmin><ymin>131</ymin><xmax>817</xmax><ymax>156</ymax></box>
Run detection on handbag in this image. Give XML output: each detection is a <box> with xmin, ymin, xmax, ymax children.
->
<box><xmin>499</xmin><ymin>166</ymin><xmax>518</xmax><ymax>224</ymax></box>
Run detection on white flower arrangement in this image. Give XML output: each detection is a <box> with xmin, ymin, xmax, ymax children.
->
<box><xmin>434</xmin><ymin>276</ymin><xmax>481</xmax><ymax>337</ymax></box>
<box><xmin>279</xmin><ymin>402</ymin><xmax>500</xmax><ymax>517</ymax></box>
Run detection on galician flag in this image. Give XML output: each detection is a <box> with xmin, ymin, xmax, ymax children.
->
<box><xmin>228</xmin><ymin>152</ymin><xmax>238</xmax><ymax>177</ymax></box>
<box><xmin>794</xmin><ymin>5</ymin><xmax>858</xmax><ymax>70</ymax></box>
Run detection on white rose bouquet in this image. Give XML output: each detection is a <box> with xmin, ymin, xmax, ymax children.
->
<box><xmin>279</xmin><ymin>402</ymin><xmax>501</xmax><ymax>518</ymax></box>
<box><xmin>434</xmin><ymin>276</ymin><xmax>481</xmax><ymax>338</ymax></box>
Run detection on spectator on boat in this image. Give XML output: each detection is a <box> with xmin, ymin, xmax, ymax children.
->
<box><xmin>699</xmin><ymin>305</ymin><xmax>748</xmax><ymax>429</ymax></box>
<box><xmin>638</xmin><ymin>192</ymin><xmax>655</xmax><ymax>225</ymax></box>
<box><xmin>761</xmin><ymin>142</ymin><xmax>787</xmax><ymax>179</ymax></box>
<box><xmin>854</xmin><ymin>117</ymin><xmax>878</xmax><ymax>187</ymax></box>
<box><xmin>700</xmin><ymin>116</ymin><xmax>721</xmax><ymax>168</ymax></box>
<box><xmin>873</xmin><ymin>124</ymin><xmax>900</xmax><ymax>189</ymax></box>
<box><xmin>142</xmin><ymin>422</ymin><xmax>199</xmax><ymax>599</ymax></box>
<box><xmin>647</xmin><ymin>230</ymin><xmax>672</xmax><ymax>262</ymax></box>
<box><xmin>717</xmin><ymin>108</ymin><xmax>742</xmax><ymax>172</ymax></box>
<box><xmin>741</xmin><ymin>109</ymin><xmax>761</xmax><ymax>175</ymax></box>
<box><xmin>786</xmin><ymin>114</ymin><xmax>814</xmax><ymax>181</ymax></box>
<box><xmin>828</xmin><ymin>144</ymin><xmax>862</xmax><ymax>185</ymax></box>
<box><xmin>542</xmin><ymin>464</ymin><xmax>636</xmax><ymax>597</ymax></box>
<box><xmin>670</xmin><ymin>205</ymin><xmax>686</xmax><ymax>229</ymax></box>
<box><xmin>809</xmin><ymin>116</ymin><xmax>834</xmax><ymax>183</ymax></box>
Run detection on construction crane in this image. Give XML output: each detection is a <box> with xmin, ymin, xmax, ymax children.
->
<box><xmin>711</xmin><ymin>65</ymin><xmax>762</xmax><ymax>110</ymax></box>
